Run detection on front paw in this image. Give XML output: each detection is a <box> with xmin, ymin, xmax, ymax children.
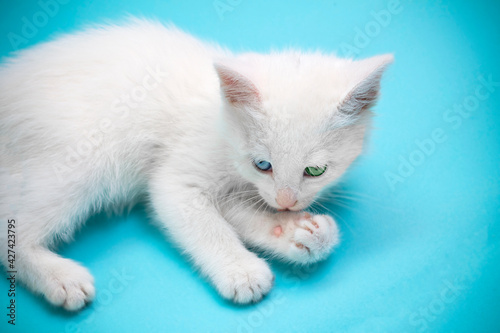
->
<box><xmin>282</xmin><ymin>213</ymin><xmax>340</xmax><ymax>264</ymax></box>
<box><xmin>213</xmin><ymin>255</ymin><xmax>274</xmax><ymax>304</ymax></box>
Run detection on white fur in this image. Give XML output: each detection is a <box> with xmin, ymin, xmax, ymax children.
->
<box><xmin>0</xmin><ymin>19</ymin><xmax>392</xmax><ymax>310</ymax></box>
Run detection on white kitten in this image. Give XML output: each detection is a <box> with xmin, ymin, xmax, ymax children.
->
<box><xmin>0</xmin><ymin>19</ymin><xmax>392</xmax><ymax>310</ymax></box>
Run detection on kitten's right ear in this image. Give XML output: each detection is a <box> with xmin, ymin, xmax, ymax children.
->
<box><xmin>338</xmin><ymin>54</ymin><xmax>394</xmax><ymax>118</ymax></box>
<box><xmin>214</xmin><ymin>64</ymin><xmax>261</xmax><ymax>108</ymax></box>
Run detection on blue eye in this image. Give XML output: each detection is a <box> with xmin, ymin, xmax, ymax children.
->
<box><xmin>254</xmin><ymin>159</ymin><xmax>272</xmax><ymax>171</ymax></box>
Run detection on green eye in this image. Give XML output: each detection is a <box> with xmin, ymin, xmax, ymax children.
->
<box><xmin>304</xmin><ymin>166</ymin><xmax>327</xmax><ymax>177</ymax></box>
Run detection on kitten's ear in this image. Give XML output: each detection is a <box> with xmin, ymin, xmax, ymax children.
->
<box><xmin>339</xmin><ymin>54</ymin><xmax>394</xmax><ymax>117</ymax></box>
<box><xmin>214</xmin><ymin>64</ymin><xmax>261</xmax><ymax>108</ymax></box>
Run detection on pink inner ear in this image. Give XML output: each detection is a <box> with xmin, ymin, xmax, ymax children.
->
<box><xmin>214</xmin><ymin>64</ymin><xmax>261</xmax><ymax>106</ymax></box>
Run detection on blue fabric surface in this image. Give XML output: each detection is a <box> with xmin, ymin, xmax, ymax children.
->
<box><xmin>1</xmin><ymin>1</ymin><xmax>499</xmax><ymax>332</ymax></box>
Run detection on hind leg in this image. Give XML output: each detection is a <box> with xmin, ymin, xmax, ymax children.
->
<box><xmin>10</xmin><ymin>245</ymin><xmax>95</xmax><ymax>311</ymax></box>
<box><xmin>1</xmin><ymin>172</ymin><xmax>96</xmax><ymax>311</ymax></box>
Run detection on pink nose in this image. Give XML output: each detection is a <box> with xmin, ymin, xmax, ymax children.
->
<box><xmin>276</xmin><ymin>187</ymin><xmax>297</xmax><ymax>209</ymax></box>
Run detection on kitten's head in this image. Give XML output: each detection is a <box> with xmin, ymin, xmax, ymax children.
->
<box><xmin>215</xmin><ymin>52</ymin><xmax>393</xmax><ymax>211</ymax></box>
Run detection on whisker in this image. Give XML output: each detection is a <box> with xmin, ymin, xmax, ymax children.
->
<box><xmin>247</xmin><ymin>199</ymin><xmax>268</xmax><ymax>225</ymax></box>
<box><xmin>329</xmin><ymin>209</ymin><xmax>355</xmax><ymax>235</ymax></box>
<box><xmin>221</xmin><ymin>194</ymin><xmax>262</xmax><ymax>220</ymax></box>
<box><xmin>325</xmin><ymin>187</ymin><xmax>401</xmax><ymax>213</ymax></box>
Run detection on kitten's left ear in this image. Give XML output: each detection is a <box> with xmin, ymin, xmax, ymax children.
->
<box><xmin>214</xmin><ymin>63</ymin><xmax>261</xmax><ymax>108</ymax></box>
<box><xmin>339</xmin><ymin>54</ymin><xmax>394</xmax><ymax>117</ymax></box>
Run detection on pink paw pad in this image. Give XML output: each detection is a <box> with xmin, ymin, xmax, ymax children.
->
<box><xmin>273</xmin><ymin>225</ymin><xmax>282</xmax><ymax>237</ymax></box>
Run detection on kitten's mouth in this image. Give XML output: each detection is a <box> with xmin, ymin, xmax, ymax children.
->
<box><xmin>275</xmin><ymin>207</ymin><xmax>301</xmax><ymax>212</ymax></box>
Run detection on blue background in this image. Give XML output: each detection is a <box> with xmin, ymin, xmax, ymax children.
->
<box><xmin>1</xmin><ymin>0</ymin><xmax>499</xmax><ymax>332</ymax></box>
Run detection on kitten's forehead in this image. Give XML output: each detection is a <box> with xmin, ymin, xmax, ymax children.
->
<box><xmin>238</xmin><ymin>52</ymin><xmax>353</xmax><ymax>117</ymax></box>
<box><xmin>256</xmin><ymin>117</ymin><xmax>331</xmax><ymax>163</ymax></box>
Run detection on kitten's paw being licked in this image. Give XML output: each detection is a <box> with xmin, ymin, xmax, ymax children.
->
<box><xmin>277</xmin><ymin>213</ymin><xmax>340</xmax><ymax>264</ymax></box>
<box><xmin>214</xmin><ymin>255</ymin><xmax>274</xmax><ymax>304</ymax></box>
